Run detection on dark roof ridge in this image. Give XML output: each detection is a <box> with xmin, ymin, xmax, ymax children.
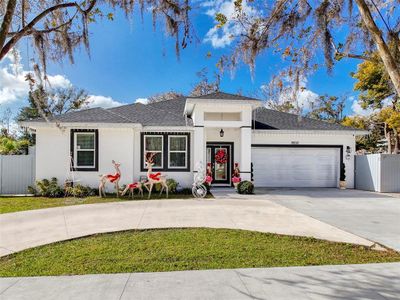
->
<box><xmin>106</xmin><ymin>102</ymin><xmax>145</xmax><ymax>111</ymax></box>
<box><xmin>146</xmin><ymin>98</ymin><xmax>189</xmax><ymax>120</ymax></box>
<box><xmin>188</xmin><ymin>91</ymin><xmax>259</xmax><ymax>101</ymax></box>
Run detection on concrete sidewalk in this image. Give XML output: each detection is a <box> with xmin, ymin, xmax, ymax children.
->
<box><xmin>1</xmin><ymin>263</ymin><xmax>399</xmax><ymax>300</ymax></box>
<box><xmin>0</xmin><ymin>198</ymin><xmax>376</xmax><ymax>256</ymax></box>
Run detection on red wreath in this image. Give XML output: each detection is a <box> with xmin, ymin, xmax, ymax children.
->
<box><xmin>215</xmin><ymin>149</ymin><xmax>228</xmax><ymax>164</ymax></box>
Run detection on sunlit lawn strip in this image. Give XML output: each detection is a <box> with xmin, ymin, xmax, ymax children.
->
<box><xmin>1</xmin><ymin>228</ymin><xmax>399</xmax><ymax>277</ymax></box>
<box><xmin>0</xmin><ymin>193</ymin><xmax>211</xmax><ymax>214</ymax></box>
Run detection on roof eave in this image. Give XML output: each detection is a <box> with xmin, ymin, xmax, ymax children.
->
<box><xmin>19</xmin><ymin>121</ymin><xmax>143</xmax><ymax>129</ymax></box>
<box><xmin>184</xmin><ymin>98</ymin><xmax>262</xmax><ymax>117</ymax></box>
<box><xmin>252</xmin><ymin>129</ymin><xmax>370</xmax><ymax>135</ymax></box>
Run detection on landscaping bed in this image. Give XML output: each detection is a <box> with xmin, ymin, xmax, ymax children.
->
<box><xmin>1</xmin><ymin>228</ymin><xmax>399</xmax><ymax>277</ymax></box>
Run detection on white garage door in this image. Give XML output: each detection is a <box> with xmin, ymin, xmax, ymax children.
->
<box><xmin>252</xmin><ymin>147</ymin><xmax>340</xmax><ymax>187</ymax></box>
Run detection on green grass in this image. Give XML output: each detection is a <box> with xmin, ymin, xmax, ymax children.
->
<box><xmin>0</xmin><ymin>193</ymin><xmax>211</xmax><ymax>214</ymax></box>
<box><xmin>1</xmin><ymin>228</ymin><xmax>399</xmax><ymax>277</ymax></box>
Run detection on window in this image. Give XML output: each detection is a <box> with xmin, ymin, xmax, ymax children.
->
<box><xmin>144</xmin><ymin>135</ymin><xmax>163</xmax><ymax>168</ymax></box>
<box><xmin>141</xmin><ymin>132</ymin><xmax>190</xmax><ymax>172</ymax></box>
<box><xmin>71</xmin><ymin>129</ymin><xmax>98</xmax><ymax>171</ymax></box>
<box><xmin>169</xmin><ymin>136</ymin><xmax>187</xmax><ymax>168</ymax></box>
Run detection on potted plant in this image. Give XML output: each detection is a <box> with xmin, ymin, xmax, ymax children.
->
<box><xmin>232</xmin><ymin>163</ymin><xmax>241</xmax><ymax>189</ymax></box>
<box><xmin>339</xmin><ymin>163</ymin><xmax>346</xmax><ymax>189</ymax></box>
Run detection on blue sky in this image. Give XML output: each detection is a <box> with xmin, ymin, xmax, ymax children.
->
<box><xmin>0</xmin><ymin>1</ymin><xmax>368</xmax><ymax>122</ymax></box>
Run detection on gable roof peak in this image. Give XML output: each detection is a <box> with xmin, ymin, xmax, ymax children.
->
<box><xmin>188</xmin><ymin>91</ymin><xmax>259</xmax><ymax>101</ymax></box>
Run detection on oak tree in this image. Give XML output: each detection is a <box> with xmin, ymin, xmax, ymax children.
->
<box><xmin>1</xmin><ymin>0</ymin><xmax>192</xmax><ymax>72</ymax></box>
<box><xmin>213</xmin><ymin>0</ymin><xmax>400</xmax><ymax>104</ymax></box>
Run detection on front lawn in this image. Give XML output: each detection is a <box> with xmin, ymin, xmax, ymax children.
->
<box><xmin>0</xmin><ymin>193</ymin><xmax>211</xmax><ymax>214</ymax></box>
<box><xmin>1</xmin><ymin>228</ymin><xmax>399</xmax><ymax>277</ymax></box>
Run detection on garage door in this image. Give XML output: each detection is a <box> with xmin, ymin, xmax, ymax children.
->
<box><xmin>252</xmin><ymin>147</ymin><xmax>340</xmax><ymax>187</ymax></box>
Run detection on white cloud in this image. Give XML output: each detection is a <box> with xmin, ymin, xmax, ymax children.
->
<box><xmin>203</xmin><ymin>0</ymin><xmax>258</xmax><ymax>48</ymax></box>
<box><xmin>265</xmin><ymin>77</ymin><xmax>320</xmax><ymax>112</ymax></box>
<box><xmin>0</xmin><ymin>50</ymin><xmax>121</xmax><ymax>110</ymax></box>
<box><xmin>47</xmin><ymin>75</ymin><xmax>71</xmax><ymax>89</ymax></box>
<box><xmin>0</xmin><ymin>65</ymin><xmax>29</xmax><ymax>104</ymax></box>
<box><xmin>350</xmin><ymin>96</ymin><xmax>374</xmax><ymax>116</ymax></box>
<box><xmin>350</xmin><ymin>96</ymin><xmax>392</xmax><ymax>116</ymax></box>
<box><xmin>0</xmin><ymin>51</ymin><xmax>71</xmax><ymax>105</ymax></box>
<box><xmin>87</xmin><ymin>95</ymin><xmax>123</xmax><ymax>108</ymax></box>
<box><xmin>135</xmin><ymin>98</ymin><xmax>148</xmax><ymax>104</ymax></box>
<box><xmin>296</xmin><ymin>89</ymin><xmax>319</xmax><ymax>111</ymax></box>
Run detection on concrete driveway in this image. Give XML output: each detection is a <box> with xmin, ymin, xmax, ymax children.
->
<box><xmin>217</xmin><ymin>188</ymin><xmax>400</xmax><ymax>251</ymax></box>
<box><xmin>0</xmin><ymin>197</ymin><xmax>376</xmax><ymax>257</ymax></box>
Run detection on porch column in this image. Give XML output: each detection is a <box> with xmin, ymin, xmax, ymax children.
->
<box><xmin>193</xmin><ymin>126</ymin><xmax>205</xmax><ymax>170</ymax></box>
<box><xmin>240</xmin><ymin>127</ymin><xmax>252</xmax><ymax>181</ymax></box>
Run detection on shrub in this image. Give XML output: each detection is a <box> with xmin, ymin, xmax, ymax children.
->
<box><xmin>65</xmin><ymin>184</ymin><xmax>96</xmax><ymax>198</ymax></box>
<box><xmin>237</xmin><ymin>181</ymin><xmax>254</xmax><ymax>194</ymax></box>
<box><xmin>166</xmin><ymin>178</ymin><xmax>179</xmax><ymax>193</ymax></box>
<box><xmin>153</xmin><ymin>179</ymin><xmax>179</xmax><ymax>193</ymax></box>
<box><xmin>27</xmin><ymin>185</ymin><xmax>36</xmax><ymax>195</ymax></box>
<box><xmin>0</xmin><ymin>136</ymin><xmax>30</xmax><ymax>155</ymax></box>
<box><xmin>34</xmin><ymin>177</ymin><xmax>64</xmax><ymax>197</ymax></box>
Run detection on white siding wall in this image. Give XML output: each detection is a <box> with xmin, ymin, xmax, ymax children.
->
<box><xmin>205</xmin><ymin>128</ymin><xmax>241</xmax><ymax>165</ymax></box>
<box><xmin>36</xmin><ymin>127</ymin><xmax>135</xmax><ymax>188</ymax></box>
<box><xmin>35</xmin><ymin>126</ymin><xmax>357</xmax><ymax>190</ymax></box>
<box><xmin>252</xmin><ymin>131</ymin><xmax>356</xmax><ymax>188</ymax></box>
<box><xmin>36</xmin><ymin>127</ymin><xmax>194</xmax><ymax>189</ymax></box>
<box><xmin>191</xmin><ymin>103</ymin><xmax>253</xmax><ymax>127</ymax></box>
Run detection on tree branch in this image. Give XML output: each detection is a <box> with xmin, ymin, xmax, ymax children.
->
<box><xmin>0</xmin><ymin>0</ymin><xmax>17</xmax><ymax>51</ymax></box>
<box><xmin>0</xmin><ymin>0</ymin><xmax>97</xmax><ymax>60</ymax></box>
<box><xmin>7</xmin><ymin>12</ymin><xmax>78</xmax><ymax>36</ymax></box>
<box><xmin>330</xmin><ymin>37</ymin><xmax>374</xmax><ymax>61</ymax></box>
<box><xmin>336</xmin><ymin>52</ymin><xmax>374</xmax><ymax>61</ymax></box>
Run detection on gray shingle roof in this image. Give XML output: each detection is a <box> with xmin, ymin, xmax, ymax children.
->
<box><xmin>27</xmin><ymin>107</ymin><xmax>132</xmax><ymax>123</ymax></box>
<box><xmin>253</xmin><ymin>107</ymin><xmax>357</xmax><ymax>131</ymax></box>
<box><xmin>109</xmin><ymin>97</ymin><xmax>191</xmax><ymax>126</ymax></box>
<box><xmin>27</xmin><ymin>97</ymin><xmax>190</xmax><ymax>126</ymax></box>
<box><xmin>24</xmin><ymin>93</ymin><xmax>358</xmax><ymax>131</ymax></box>
<box><xmin>188</xmin><ymin>92</ymin><xmax>258</xmax><ymax>101</ymax></box>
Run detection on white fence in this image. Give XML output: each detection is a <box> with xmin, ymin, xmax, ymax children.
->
<box><xmin>0</xmin><ymin>147</ymin><xmax>35</xmax><ymax>195</ymax></box>
<box><xmin>355</xmin><ymin>154</ymin><xmax>400</xmax><ymax>193</ymax></box>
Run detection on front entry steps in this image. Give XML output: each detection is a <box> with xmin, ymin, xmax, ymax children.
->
<box><xmin>210</xmin><ymin>187</ymin><xmax>241</xmax><ymax>199</ymax></box>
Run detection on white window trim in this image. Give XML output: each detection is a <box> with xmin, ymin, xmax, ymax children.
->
<box><xmin>168</xmin><ymin>135</ymin><xmax>187</xmax><ymax>169</ymax></box>
<box><xmin>144</xmin><ymin>135</ymin><xmax>164</xmax><ymax>169</ymax></box>
<box><xmin>74</xmin><ymin>132</ymin><xmax>96</xmax><ymax>168</ymax></box>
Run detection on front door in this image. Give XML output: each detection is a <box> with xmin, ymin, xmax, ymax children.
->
<box><xmin>206</xmin><ymin>143</ymin><xmax>233</xmax><ymax>185</ymax></box>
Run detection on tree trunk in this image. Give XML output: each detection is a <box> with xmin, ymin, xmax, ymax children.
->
<box><xmin>355</xmin><ymin>0</ymin><xmax>400</xmax><ymax>97</ymax></box>
<box><xmin>384</xmin><ymin>123</ymin><xmax>392</xmax><ymax>154</ymax></box>
<box><xmin>0</xmin><ymin>0</ymin><xmax>17</xmax><ymax>52</ymax></box>
<box><xmin>393</xmin><ymin>129</ymin><xmax>400</xmax><ymax>154</ymax></box>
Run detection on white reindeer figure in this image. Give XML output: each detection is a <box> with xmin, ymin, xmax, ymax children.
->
<box><xmin>143</xmin><ymin>152</ymin><xmax>168</xmax><ymax>199</ymax></box>
<box><xmin>121</xmin><ymin>182</ymin><xmax>143</xmax><ymax>198</ymax></box>
<box><xmin>99</xmin><ymin>160</ymin><xmax>121</xmax><ymax>197</ymax></box>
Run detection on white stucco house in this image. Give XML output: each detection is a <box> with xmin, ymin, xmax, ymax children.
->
<box><xmin>21</xmin><ymin>92</ymin><xmax>365</xmax><ymax>189</ymax></box>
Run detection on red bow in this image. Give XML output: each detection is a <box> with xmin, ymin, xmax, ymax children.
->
<box><xmin>107</xmin><ymin>173</ymin><xmax>120</xmax><ymax>183</ymax></box>
<box><xmin>128</xmin><ymin>183</ymin><xmax>139</xmax><ymax>189</ymax></box>
<box><xmin>149</xmin><ymin>172</ymin><xmax>161</xmax><ymax>181</ymax></box>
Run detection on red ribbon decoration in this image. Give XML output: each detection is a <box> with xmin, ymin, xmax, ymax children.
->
<box><xmin>215</xmin><ymin>149</ymin><xmax>228</xmax><ymax>164</ymax></box>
